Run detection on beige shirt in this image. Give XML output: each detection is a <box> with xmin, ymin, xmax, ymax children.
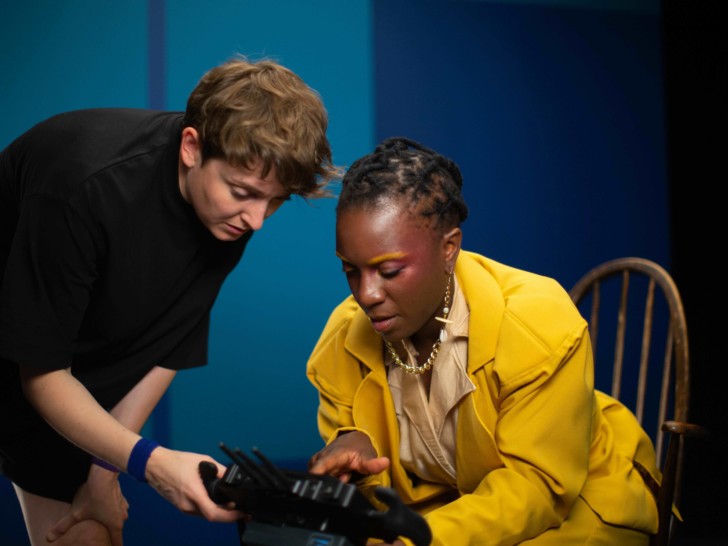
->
<box><xmin>386</xmin><ymin>276</ymin><xmax>475</xmax><ymax>487</ymax></box>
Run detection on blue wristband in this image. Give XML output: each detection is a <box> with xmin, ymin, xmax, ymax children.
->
<box><xmin>127</xmin><ymin>438</ymin><xmax>160</xmax><ymax>482</ymax></box>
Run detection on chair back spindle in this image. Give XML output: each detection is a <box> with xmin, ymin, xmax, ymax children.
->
<box><xmin>569</xmin><ymin>257</ymin><xmax>703</xmax><ymax>546</ymax></box>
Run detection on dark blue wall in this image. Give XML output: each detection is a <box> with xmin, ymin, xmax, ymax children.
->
<box><xmin>374</xmin><ymin>0</ymin><xmax>668</xmax><ymax>290</ymax></box>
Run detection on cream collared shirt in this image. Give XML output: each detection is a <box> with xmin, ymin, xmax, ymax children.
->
<box><xmin>386</xmin><ymin>276</ymin><xmax>474</xmax><ymax>487</ymax></box>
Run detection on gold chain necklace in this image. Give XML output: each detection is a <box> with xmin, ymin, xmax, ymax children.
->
<box><xmin>385</xmin><ymin>275</ymin><xmax>452</xmax><ymax>375</ymax></box>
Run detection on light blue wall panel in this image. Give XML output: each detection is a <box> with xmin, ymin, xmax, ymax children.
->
<box><xmin>162</xmin><ymin>0</ymin><xmax>372</xmax><ymax>462</ymax></box>
<box><xmin>1</xmin><ymin>2</ymin><xmax>148</xmax><ymax>147</ymax></box>
<box><xmin>0</xmin><ymin>3</ymin><xmax>372</xmax><ymax>543</ymax></box>
<box><xmin>1</xmin><ymin>3</ymin><xmax>148</xmax><ymax>544</ymax></box>
<box><xmin>0</xmin><ymin>0</ymin><xmax>372</xmax><ymax>466</ymax></box>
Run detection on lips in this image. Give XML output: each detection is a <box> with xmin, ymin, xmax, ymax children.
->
<box><xmin>369</xmin><ymin>315</ymin><xmax>395</xmax><ymax>333</ymax></box>
<box><xmin>224</xmin><ymin>223</ymin><xmax>247</xmax><ymax>236</ymax></box>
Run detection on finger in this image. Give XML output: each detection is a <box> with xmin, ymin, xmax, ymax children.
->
<box><xmin>309</xmin><ymin>451</ymin><xmax>352</xmax><ymax>476</ymax></box>
<box><xmin>308</xmin><ymin>456</ymin><xmax>333</xmax><ymax>475</ymax></box>
<box><xmin>359</xmin><ymin>456</ymin><xmax>390</xmax><ymax>475</ymax></box>
<box><xmin>109</xmin><ymin>527</ymin><xmax>124</xmax><ymax>546</ymax></box>
<box><xmin>191</xmin><ymin>481</ymin><xmax>245</xmax><ymax>522</ymax></box>
<box><xmin>308</xmin><ymin>451</ymin><xmax>325</xmax><ymax>472</ymax></box>
<box><xmin>46</xmin><ymin>513</ymin><xmax>79</xmax><ymax>542</ymax></box>
<box><xmin>308</xmin><ymin>461</ymin><xmax>325</xmax><ymax>474</ymax></box>
<box><xmin>198</xmin><ymin>501</ymin><xmax>246</xmax><ymax>523</ymax></box>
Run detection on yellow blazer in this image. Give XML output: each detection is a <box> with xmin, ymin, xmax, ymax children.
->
<box><xmin>307</xmin><ymin>251</ymin><xmax>659</xmax><ymax>545</ymax></box>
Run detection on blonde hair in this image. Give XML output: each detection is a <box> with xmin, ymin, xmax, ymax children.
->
<box><xmin>184</xmin><ymin>56</ymin><xmax>340</xmax><ymax>197</ymax></box>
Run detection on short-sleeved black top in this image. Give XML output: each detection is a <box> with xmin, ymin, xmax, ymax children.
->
<box><xmin>0</xmin><ymin>108</ymin><xmax>251</xmax><ymax>421</ymax></box>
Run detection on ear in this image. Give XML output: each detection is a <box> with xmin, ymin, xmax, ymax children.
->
<box><xmin>441</xmin><ymin>227</ymin><xmax>462</xmax><ymax>274</ymax></box>
<box><xmin>179</xmin><ymin>127</ymin><xmax>201</xmax><ymax>168</ymax></box>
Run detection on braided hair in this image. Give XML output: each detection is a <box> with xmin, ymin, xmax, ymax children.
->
<box><xmin>337</xmin><ymin>137</ymin><xmax>468</xmax><ymax>232</ymax></box>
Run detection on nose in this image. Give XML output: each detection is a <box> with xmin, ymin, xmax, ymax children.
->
<box><xmin>241</xmin><ymin>200</ymin><xmax>269</xmax><ymax>231</ymax></box>
<box><xmin>356</xmin><ymin>271</ymin><xmax>385</xmax><ymax>309</ymax></box>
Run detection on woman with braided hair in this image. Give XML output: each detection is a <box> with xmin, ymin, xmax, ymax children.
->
<box><xmin>306</xmin><ymin>138</ymin><xmax>661</xmax><ymax>545</ymax></box>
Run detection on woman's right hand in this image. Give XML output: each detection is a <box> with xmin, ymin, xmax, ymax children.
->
<box><xmin>308</xmin><ymin>431</ymin><xmax>390</xmax><ymax>482</ymax></box>
<box><xmin>46</xmin><ymin>464</ymin><xmax>128</xmax><ymax>545</ymax></box>
<box><xmin>144</xmin><ymin>447</ymin><xmax>244</xmax><ymax>522</ymax></box>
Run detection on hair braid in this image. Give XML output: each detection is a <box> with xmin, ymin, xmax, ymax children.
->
<box><xmin>337</xmin><ymin>137</ymin><xmax>468</xmax><ymax>231</ymax></box>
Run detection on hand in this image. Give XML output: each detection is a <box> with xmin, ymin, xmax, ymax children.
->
<box><xmin>144</xmin><ymin>447</ymin><xmax>245</xmax><ymax>522</ymax></box>
<box><xmin>308</xmin><ymin>431</ymin><xmax>390</xmax><ymax>483</ymax></box>
<box><xmin>47</xmin><ymin>464</ymin><xmax>128</xmax><ymax>545</ymax></box>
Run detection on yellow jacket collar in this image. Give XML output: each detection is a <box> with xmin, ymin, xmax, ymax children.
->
<box><xmin>345</xmin><ymin>304</ymin><xmax>387</xmax><ymax>378</ymax></box>
<box><xmin>455</xmin><ymin>251</ymin><xmax>503</xmax><ymax>373</ymax></box>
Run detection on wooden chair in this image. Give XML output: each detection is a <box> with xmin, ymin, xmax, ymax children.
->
<box><xmin>568</xmin><ymin>257</ymin><xmax>705</xmax><ymax>546</ymax></box>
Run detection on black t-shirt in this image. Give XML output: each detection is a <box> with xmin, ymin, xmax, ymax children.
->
<box><xmin>0</xmin><ymin>108</ymin><xmax>250</xmax><ymax>419</ymax></box>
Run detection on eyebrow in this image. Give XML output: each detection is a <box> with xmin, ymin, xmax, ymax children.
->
<box><xmin>227</xmin><ymin>177</ymin><xmax>258</xmax><ymax>193</ymax></box>
<box><xmin>228</xmin><ymin>177</ymin><xmax>289</xmax><ymax>200</ymax></box>
<box><xmin>336</xmin><ymin>252</ymin><xmax>407</xmax><ymax>266</ymax></box>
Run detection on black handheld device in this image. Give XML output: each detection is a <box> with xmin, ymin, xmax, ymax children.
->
<box><xmin>199</xmin><ymin>444</ymin><xmax>432</xmax><ymax>546</ymax></box>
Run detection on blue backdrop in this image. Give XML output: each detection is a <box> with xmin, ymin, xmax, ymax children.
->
<box><xmin>373</xmin><ymin>0</ymin><xmax>667</xmax><ymax>284</ymax></box>
<box><xmin>0</xmin><ymin>1</ymin><xmax>666</xmax><ymax>544</ymax></box>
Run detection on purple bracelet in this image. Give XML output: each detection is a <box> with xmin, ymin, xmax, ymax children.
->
<box><xmin>127</xmin><ymin>438</ymin><xmax>160</xmax><ymax>482</ymax></box>
<box><xmin>91</xmin><ymin>456</ymin><xmax>120</xmax><ymax>473</ymax></box>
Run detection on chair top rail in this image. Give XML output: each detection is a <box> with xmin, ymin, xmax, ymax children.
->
<box><xmin>568</xmin><ymin>257</ymin><xmax>690</xmax><ymax>423</ymax></box>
